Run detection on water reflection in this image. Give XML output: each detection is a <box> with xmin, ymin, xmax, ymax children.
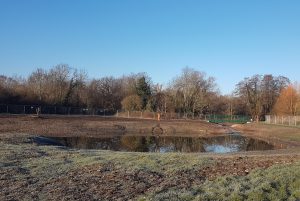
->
<box><xmin>34</xmin><ymin>134</ymin><xmax>275</xmax><ymax>153</ymax></box>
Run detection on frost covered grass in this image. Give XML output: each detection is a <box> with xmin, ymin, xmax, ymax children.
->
<box><xmin>143</xmin><ymin>161</ymin><xmax>300</xmax><ymax>201</ymax></box>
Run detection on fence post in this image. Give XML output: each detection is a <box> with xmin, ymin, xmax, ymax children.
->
<box><xmin>295</xmin><ymin>116</ymin><xmax>297</xmax><ymax>126</ymax></box>
<box><xmin>141</xmin><ymin>111</ymin><xmax>143</xmax><ymax>118</ymax></box>
<box><xmin>127</xmin><ymin>111</ymin><xmax>129</xmax><ymax>118</ymax></box>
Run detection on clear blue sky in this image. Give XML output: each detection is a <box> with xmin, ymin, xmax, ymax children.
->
<box><xmin>1</xmin><ymin>0</ymin><xmax>300</xmax><ymax>94</ymax></box>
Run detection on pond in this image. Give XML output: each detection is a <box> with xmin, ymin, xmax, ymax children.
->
<box><xmin>31</xmin><ymin>134</ymin><xmax>276</xmax><ymax>154</ymax></box>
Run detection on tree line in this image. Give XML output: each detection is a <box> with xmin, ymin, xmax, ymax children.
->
<box><xmin>1</xmin><ymin>64</ymin><xmax>298</xmax><ymax>120</ymax></box>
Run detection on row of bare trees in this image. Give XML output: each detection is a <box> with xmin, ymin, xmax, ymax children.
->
<box><xmin>0</xmin><ymin>64</ymin><xmax>295</xmax><ymax>119</ymax></box>
<box><xmin>235</xmin><ymin>74</ymin><xmax>290</xmax><ymax>121</ymax></box>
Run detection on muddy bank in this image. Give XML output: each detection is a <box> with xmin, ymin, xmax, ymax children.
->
<box><xmin>0</xmin><ymin>115</ymin><xmax>230</xmax><ymax>137</ymax></box>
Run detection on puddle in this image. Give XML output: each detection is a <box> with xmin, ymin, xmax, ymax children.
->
<box><xmin>31</xmin><ymin>134</ymin><xmax>276</xmax><ymax>153</ymax></box>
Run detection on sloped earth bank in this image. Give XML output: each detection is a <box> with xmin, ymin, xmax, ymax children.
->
<box><xmin>1</xmin><ymin>137</ymin><xmax>300</xmax><ymax>201</ymax></box>
<box><xmin>232</xmin><ymin>123</ymin><xmax>300</xmax><ymax>147</ymax></box>
<box><xmin>0</xmin><ymin>115</ymin><xmax>230</xmax><ymax>137</ymax></box>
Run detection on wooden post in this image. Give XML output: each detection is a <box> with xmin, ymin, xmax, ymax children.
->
<box><xmin>127</xmin><ymin>111</ymin><xmax>129</xmax><ymax>118</ymax></box>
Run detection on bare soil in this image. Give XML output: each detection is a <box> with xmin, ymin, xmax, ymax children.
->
<box><xmin>0</xmin><ymin>115</ymin><xmax>230</xmax><ymax>137</ymax></box>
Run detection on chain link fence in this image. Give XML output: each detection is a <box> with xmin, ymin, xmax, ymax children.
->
<box><xmin>205</xmin><ymin>114</ymin><xmax>251</xmax><ymax>124</ymax></box>
<box><xmin>0</xmin><ymin>104</ymin><xmax>115</xmax><ymax>116</ymax></box>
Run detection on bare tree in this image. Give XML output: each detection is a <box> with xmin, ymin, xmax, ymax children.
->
<box><xmin>87</xmin><ymin>77</ymin><xmax>123</xmax><ymax>111</ymax></box>
<box><xmin>27</xmin><ymin>68</ymin><xmax>47</xmax><ymax>103</ymax></box>
<box><xmin>63</xmin><ymin>69</ymin><xmax>88</xmax><ymax>107</ymax></box>
<box><xmin>236</xmin><ymin>75</ymin><xmax>263</xmax><ymax>121</ymax></box>
<box><xmin>47</xmin><ymin>64</ymin><xmax>71</xmax><ymax>105</ymax></box>
<box><xmin>261</xmin><ymin>75</ymin><xmax>289</xmax><ymax>115</ymax></box>
<box><xmin>236</xmin><ymin>74</ymin><xmax>289</xmax><ymax>121</ymax></box>
<box><xmin>170</xmin><ymin>67</ymin><xmax>217</xmax><ymax>118</ymax></box>
<box><xmin>121</xmin><ymin>95</ymin><xmax>142</xmax><ymax>111</ymax></box>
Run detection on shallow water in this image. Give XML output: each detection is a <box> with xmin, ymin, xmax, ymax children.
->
<box><xmin>32</xmin><ymin>134</ymin><xmax>275</xmax><ymax>153</ymax></box>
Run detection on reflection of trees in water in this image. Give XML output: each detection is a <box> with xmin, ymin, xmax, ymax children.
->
<box><xmin>120</xmin><ymin>136</ymin><xmax>149</xmax><ymax>152</ymax></box>
<box><xmin>165</xmin><ymin>137</ymin><xmax>205</xmax><ymax>152</ymax></box>
<box><xmin>56</xmin><ymin>136</ymin><xmax>123</xmax><ymax>150</ymax></box>
<box><xmin>56</xmin><ymin>136</ymin><xmax>91</xmax><ymax>149</ymax></box>
<box><xmin>120</xmin><ymin>136</ymin><xmax>206</xmax><ymax>152</ymax></box>
<box><xmin>52</xmin><ymin>134</ymin><xmax>274</xmax><ymax>152</ymax></box>
<box><xmin>244</xmin><ymin>138</ymin><xmax>274</xmax><ymax>151</ymax></box>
